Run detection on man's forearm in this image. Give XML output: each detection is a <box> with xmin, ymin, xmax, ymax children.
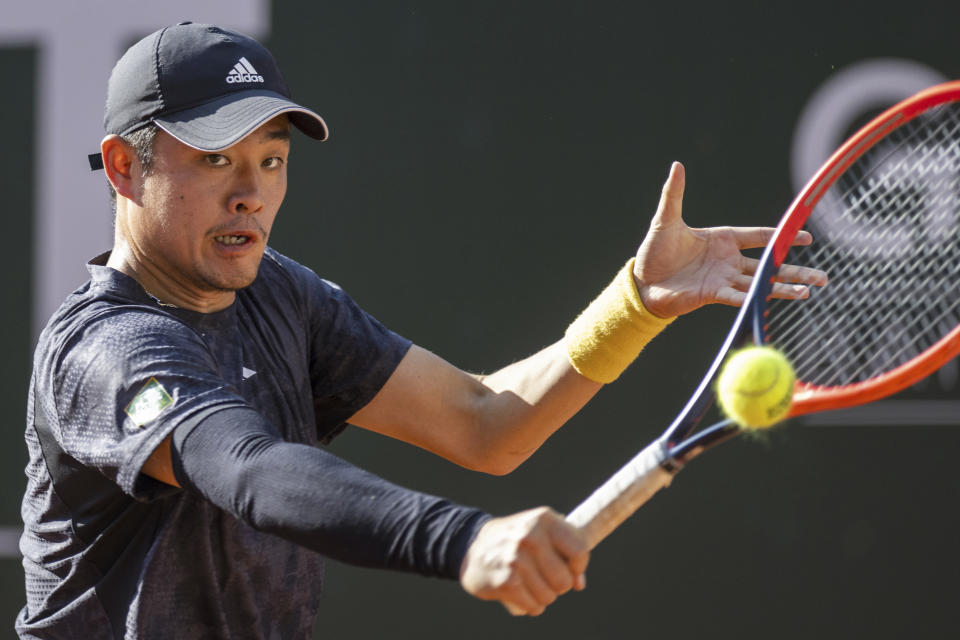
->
<box><xmin>171</xmin><ymin>406</ymin><xmax>490</xmax><ymax>577</ymax></box>
<box><xmin>470</xmin><ymin>341</ymin><xmax>603</xmax><ymax>473</ymax></box>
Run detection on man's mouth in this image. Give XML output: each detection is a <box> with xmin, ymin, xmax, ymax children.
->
<box><xmin>215</xmin><ymin>234</ymin><xmax>252</xmax><ymax>246</ymax></box>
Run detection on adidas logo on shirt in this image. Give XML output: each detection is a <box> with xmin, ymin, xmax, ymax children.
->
<box><xmin>226</xmin><ymin>57</ymin><xmax>264</xmax><ymax>84</ymax></box>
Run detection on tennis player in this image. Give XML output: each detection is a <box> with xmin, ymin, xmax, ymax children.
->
<box><xmin>17</xmin><ymin>22</ymin><xmax>823</xmax><ymax>639</ymax></box>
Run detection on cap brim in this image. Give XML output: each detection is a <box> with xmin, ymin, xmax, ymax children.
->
<box><xmin>153</xmin><ymin>89</ymin><xmax>328</xmax><ymax>151</ymax></box>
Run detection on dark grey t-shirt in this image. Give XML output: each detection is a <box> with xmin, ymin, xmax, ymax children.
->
<box><xmin>17</xmin><ymin>248</ymin><xmax>411</xmax><ymax>639</ymax></box>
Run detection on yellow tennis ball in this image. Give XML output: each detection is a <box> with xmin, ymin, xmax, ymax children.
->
<box><xmin>717</xmin><ymin>346</ymin><xmax>795</xmax><ymax>429</ymax></box>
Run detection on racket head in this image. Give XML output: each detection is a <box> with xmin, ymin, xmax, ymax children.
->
<box><xmin>762</xmin><ymin>80</ymin><xmax>960</xmax><ymax>417</ymax></box>
<box><xmin>568</xmin><ymin>82</ymin><xmax>960</xmax><ymax>547</ymax></box>
<box><xmin>665</xmin><ymin>79</ymin><xmax>960</xmax><ymax>452</ymax></box>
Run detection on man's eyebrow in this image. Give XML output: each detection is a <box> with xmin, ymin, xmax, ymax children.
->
<box><xmin>265</xmin><ymin>128</ymin><xmax>291</xmax><ymax>141</ymax></box>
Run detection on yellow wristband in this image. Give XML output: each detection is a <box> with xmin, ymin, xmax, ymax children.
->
<box><xmin>564</xmin><ymin>258</ymin><xmax>675</xmax><ymax>383</ymax></box>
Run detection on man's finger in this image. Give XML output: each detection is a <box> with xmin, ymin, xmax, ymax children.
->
<box><xmin>654</xmin><ymin>161</ymin><xmax>686</xmax><ymax>226</ymax></box>
<box><xmin>573</xmin><ymin>573</ymin><xmax>587</xmax><ymax>591</ymax></box>
<box><xmin>775</xmin><ymin>263</ymin><xmax>828</xmax><ymax>286</ymax></box>
<box><xmin>769</xmin><ymin>282</ymin><xmax>812</xmax><ymax>300</ymax></box>
<box><xmin>547</xmin><ymin>523</ymin><xmax>591</xmax><ymax>579</ymax></box>
<box><xmin>728</xmin><ymin>227</ymin><xmax>775</xmax><ymax>250</ymax></box>
<box><xmin>529</xmin><ymin>539</ymin><xmax>578</xmax><ymax>595</ymax></box>
<box><xmin>502</xmin><ymin>585</ymin><xmax>543</xmax><ymax>617</ymax></box>
<box><xmin>731</xmin><ymin>274</ymin><xmax>754</xmax><ymax>293</ymax></box>
<box><xmin>713</xmin><ymin>286</ymin><xmax>748</xmax><ymax>307</ymax></box>
<box><xmin>737</xmin><ymin>256</ymin><xmax>827</xmax><ymax>287</ymax></box>
<box><xmin>731</xmin><ymin>227</ymin><xmax>817</xmax><ymax>250</ymax></box>
<box><xmin>518</xmin><ymin>558</ymin><xmax>561</xmax><ymax>609</ymax></box>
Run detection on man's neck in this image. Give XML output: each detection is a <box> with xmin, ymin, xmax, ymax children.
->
<box><xmin>106</xmin><ymin>244</ymin><xmax>236</xmax><ymax>313</ymax></box>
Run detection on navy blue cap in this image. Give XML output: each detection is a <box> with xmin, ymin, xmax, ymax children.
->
<box><xmin>89</xmin><ymin>22</ymin><xmax>327</xmax><ymax>170</ymax></box>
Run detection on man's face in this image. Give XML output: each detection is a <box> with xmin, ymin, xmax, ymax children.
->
<box><xmin>130</xmin><ymin>117</ymin><xmax>290</xmax><ymax>297</ymax></box>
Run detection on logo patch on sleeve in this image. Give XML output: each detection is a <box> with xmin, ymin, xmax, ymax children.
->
<box><xmin>124</xmin><ymin>378</ymin><xmax>174</xmax><ymax>427</ymax></box>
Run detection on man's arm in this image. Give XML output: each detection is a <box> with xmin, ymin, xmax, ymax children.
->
<box><xmin>141</xmin><ymin>406</ymin><xmax>589</xmax><ymax>617</ymax></box>
<box><xmin>348</xmin><ymin>162</ymin><xmax>827</xmax><ymax>474</ymax></box>
<box><xmin>348</xmin><ymin>342</ymin><xmax>600</xmax><ymax>475</ymax></box>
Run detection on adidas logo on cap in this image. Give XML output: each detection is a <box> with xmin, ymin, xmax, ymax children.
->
<box><xmin>226</xmin><ymin>57</ymin><xmax>264</xmax><ymax>84</ymax></box>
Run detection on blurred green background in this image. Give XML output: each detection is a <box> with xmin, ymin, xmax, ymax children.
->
<box><xmin>3</xmin><ymin>1</ymin><xmax>960</xmax><ymax>638</ymax></box>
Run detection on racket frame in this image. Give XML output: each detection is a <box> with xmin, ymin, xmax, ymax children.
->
<box><xmin>778</xmin><ymin>80</ymin><xmax>960</xmax><ymax>416</ymax></box>
<box><xmin>669</xmin><ymin>79</ymin><xmax>960</xmax><ymax>452</ymax></box>
<box><xmin>567</xmin><ymin>79</ymin><xmax>960</xmax><ymax>549</ymax></box>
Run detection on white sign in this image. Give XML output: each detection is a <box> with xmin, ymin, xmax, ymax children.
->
<box><xmin>0</xmin><ymin>1</ymin><xmax>270</xmax><ymax>336</ymax></box>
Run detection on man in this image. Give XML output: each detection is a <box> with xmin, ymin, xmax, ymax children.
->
<box><xmin>17</xmin><ymin>22</ymin><xmax>825</xmax><ymax>639</ymax></box>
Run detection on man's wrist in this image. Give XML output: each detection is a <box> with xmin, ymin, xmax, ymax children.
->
<box><xmin>564</xmin><ymin>258</ymin><xmax>675</xmax><ymax>384</ymax></box>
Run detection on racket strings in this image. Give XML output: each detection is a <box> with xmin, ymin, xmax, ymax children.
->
<box><xmin>767</xmin><ymin>101</ymin><xmax>960</xmax><ymax>387</ymax></box>
<box><xmin>821</xmin><ymin>266</ymin><xmax>958</xmax><ymax>384</ymax></box>
<box><xmin>779</xmin><ymin>225</ymin><xmax>960</xmax><ymax>385</ymax></box>
<box><xmin>776</xmin><ymin>241</ymin><xmax>960</xmax><ymax>386</ymax></box>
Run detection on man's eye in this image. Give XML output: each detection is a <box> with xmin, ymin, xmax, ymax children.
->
<box><xmin>205</xmin><ymin>154</ymin><xmax>229</xmax><ymax>166</ymax></box>
<box><xmin>263</xmin><ymin>157</ymin><xmax>284</xmax><ymax>168</ymax></box>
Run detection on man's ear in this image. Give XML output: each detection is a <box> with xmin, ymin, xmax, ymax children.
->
<box><xmin>101</xmin><ymin>135</ymin><xmax>139</xmax><ymax>202</ymax></box>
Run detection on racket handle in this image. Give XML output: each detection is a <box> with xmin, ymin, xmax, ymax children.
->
<box><xmin>566</xmin><ymin>439</ymin><xmax>676</xmax><ymax>550</ymax></box>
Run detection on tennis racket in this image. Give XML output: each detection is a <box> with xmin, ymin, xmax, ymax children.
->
<box><xmin>567</xmin><ymin>79</ymin><xmax>960</xmax><ymax>550</ymax></box>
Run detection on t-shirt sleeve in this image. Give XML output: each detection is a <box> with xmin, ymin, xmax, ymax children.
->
<box><xmin>281</xmin><ymin>257</ymin><xmax>412</xmax><ymax>441</ymax></box>
<box><xmin>47</xmin><ymin>308</ymin><xmax>248</xmax><ymax>499</ymax></box>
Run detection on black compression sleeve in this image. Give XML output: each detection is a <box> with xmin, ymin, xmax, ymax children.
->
<box><xmin>169</xmin><ymin>406</ymin><xmax>491</xmax><ymax>579</ymax></box>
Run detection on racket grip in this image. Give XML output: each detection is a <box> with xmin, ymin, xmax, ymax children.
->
<box><xmin>566</xmin><ymin>439</ymin><xmax>676</xmax><ymax>550</ymax></box>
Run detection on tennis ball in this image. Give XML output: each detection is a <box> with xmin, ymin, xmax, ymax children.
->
<box><xmin>717</xmin><ymin>346</ymin><xmax>795</xmax><ymax>429</ymax></box>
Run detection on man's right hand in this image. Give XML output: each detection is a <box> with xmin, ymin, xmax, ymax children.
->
<box><xmin>459</xmin><ymin>507</ymin><xmax>590</xmax><ymax>616</ymax></box>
